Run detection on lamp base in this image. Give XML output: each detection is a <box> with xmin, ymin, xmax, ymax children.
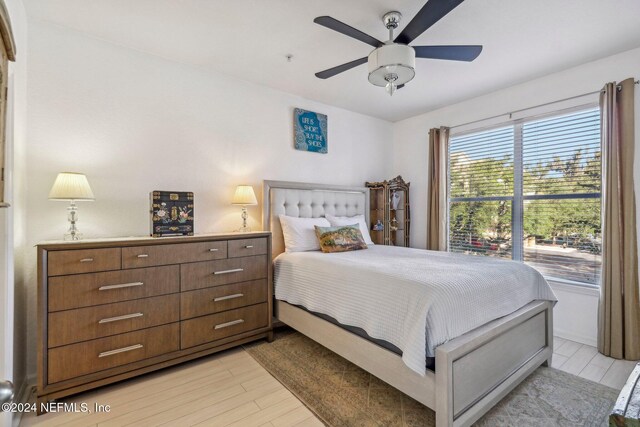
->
<box><xmin>64</xmin><ymin>231</ymin><xmax>83</xmax><ymax>241</ymax></box>
<box><xmin>64</xmin><ymin>201</ymin><xmax>83</xmax><ymax>241</ymax></box>
<box><xmin>235</xmin><ymin>206</ymin><xmax>251</xmax><ymax>233</ymax></box>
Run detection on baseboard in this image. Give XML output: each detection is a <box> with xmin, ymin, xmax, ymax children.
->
<box><xmin>554</xmin><ymin>328</ymin><xmax>597</xmax><ymax>347</ymax></box>
<box><xmin>11</xmin><ymin>377</ymin><xmax>35</xmax><ymax>427</ymax></box>
<box><xmin>548</xmin><ymin>280</ymin><xmax>599</xmax><ymax>297</ymax></box>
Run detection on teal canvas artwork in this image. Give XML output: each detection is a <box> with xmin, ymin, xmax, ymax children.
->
<box><xmin>294</xmin><ymin>108</ymin><xmax>328</xmax><ymax>153</ymax></box>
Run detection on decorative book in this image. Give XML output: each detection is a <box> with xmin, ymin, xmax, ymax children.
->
<box><xmin>150</xmin><ymin>191</ymin><xmax>194</xmax><ymax>237</ymax></box>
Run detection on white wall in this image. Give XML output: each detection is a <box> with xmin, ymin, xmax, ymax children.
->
<box><xmin>21</xmin><ymin>20</ymin><xmax>393</xmax><ymax>379</ymax></box>
<box><xmin>551</xmin><ymin>283</ymin><xmax>599</xmax><ymax>346</ymax></box>
<box><xmin>392</xmin><ymin>46</ymin><xmax>640</xmax><ymax>346</ymax></box>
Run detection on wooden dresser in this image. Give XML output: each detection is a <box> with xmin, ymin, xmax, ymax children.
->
<box><xmin>37</xmin><ymin>232</ymin><xmax>272</xmax><ymax>409</ymax></box>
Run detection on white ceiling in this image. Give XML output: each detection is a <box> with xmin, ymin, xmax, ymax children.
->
<box><xmin>24</xmin><ymin>0</ymin><xmax>640</xmax><ymax>122</ymax></box>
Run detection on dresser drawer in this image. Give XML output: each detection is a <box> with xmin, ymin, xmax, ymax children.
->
<box><xmin>48</xmin><ymin>248</ymin><xmax>121</xmax><ymax>276</ymax></box>
<box><xmin>181</xmin><ymin>303</ymin><xmax>268</xmax><ymax>349</ymax></box>
<box><xmin>48</xmin><ymin>266</ymin><xmax>180</xmax><ymax>312</ymax></box>
<box><xmin>180</xmin><ymin>255</ymin><xmax>267</xmax><ymax>291</ymax></box>
<box><xmin>181</xmin><ymin>279</ymin><xmax>268</xmax><ymax>319</ymax></box>
<box><xmin>48</xmin><ymin>323</ymin><xmax>180</xmax><ymax>384</ymax></box>
<box><xmin>228</xmin><ymin>238</ymin><xmax>268</xmax><ymax>258</ymax></box>
<box><xmin>48</xmin><ymin>294</ymin><xmax>180</xmax><ymax>348</ymax></box>
<box><xmin>122</xmin><ymin>241</ymin><xmax>227</xmax><ymax>269</ymax></box>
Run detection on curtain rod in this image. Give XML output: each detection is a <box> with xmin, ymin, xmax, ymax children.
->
<box><xmin>449</xmin><ymin>80</ymin><xmax>639</xmax><ymax>131</ymax></box>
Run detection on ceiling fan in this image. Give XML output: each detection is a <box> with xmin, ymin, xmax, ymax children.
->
<box><xmin>314</xmin><ymin>0</ymin><xmax>482</xmax><ymax>95</ymax></box>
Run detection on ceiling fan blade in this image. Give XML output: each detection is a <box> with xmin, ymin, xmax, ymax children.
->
<box><xmin>396</xmin><ymin>84</ymin><xmax>405</xmax><ymax>89</ymax></box>
<box><xmin>413</xmin><ymin>45</ymin><xmax>482</xmax><ymax>61</ymax></box>
<box><xmin>314</xmin><ymin>16</ymin><xmax>384</xmax><ymax>48</ymax></box>
<box><xmin>395</xmin><ymin>0</ymin><xmax>466</xmax><ymax>45</ymax></box>
<box><xmin>315</xmin><ymin>57</ymin><xmax>368</xmax><ymax>79</ymax></box>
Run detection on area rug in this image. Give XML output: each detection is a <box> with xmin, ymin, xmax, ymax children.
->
<box><xmin>244</xmin><ymin>330</ymin><xmax>618</xmax><ymax>427</ymax></box>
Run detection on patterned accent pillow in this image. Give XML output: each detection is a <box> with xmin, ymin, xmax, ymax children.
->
<box><xmin>314</xmin><ymin>224</ymin><xmax>368</xmax><ymax>253</ymax></box>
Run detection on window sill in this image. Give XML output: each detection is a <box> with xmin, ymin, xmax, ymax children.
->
<box><xmin>548</xmin><ymin>279</ymin><xmax>600</xmax><ymax>297</ymax></box>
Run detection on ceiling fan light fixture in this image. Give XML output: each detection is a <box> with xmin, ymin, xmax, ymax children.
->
<box><xmin>385</xmin><ymin>81</ymin><xmax>397</xmax><ymax>96</ymax></box>
<box><xmin>313</xmin><ymin>3</ymin><xmax>483</xmax><ymax>96</ymax></box>
<box><xmin>384</xmin><ymin>73</ymin><xmax>398</xmax><ymax>96</ymax></box>
<box><xmin>384</xmin><ymin>73</ymin><xmax>399</xmax><ymax>82</ymax></box>
<box><xmin>367</xmin><ymin>44</ymin><xmax>415</xmax><ymax>88</ymax></box>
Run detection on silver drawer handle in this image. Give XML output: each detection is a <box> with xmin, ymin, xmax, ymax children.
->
<box><xmin>98</xmin><ymin>344</ymin><xmax>143</xmax><ymax>358</ymax></box>
<box><xmin>137</xmin><ymin>254</ymin><xmax>149</xmax><ymax>258</ymax></box>
<box><xmin>209</xmin><ymin>248</ymin><xmax>219</xmax><ymax>252</ymax></box>
<box><xmin>99</xmin><ymin>282</ymin><xmax>144</xmax><ymax>291</ymax></box>
<box><xmin>80</xmin><ymin>258</ymin><xmax>94</xmax><ymax>263</ymax></box>
<box><xmin>99</xmin><ymin>312</ymin><xmax>144</xmax><ymax>324</ymax></box>
<box><xmin>213</xmin><ymin>293</ymin><xmax>244</xmax><ymax>302</ymax></box>
<box><xmin>244</xmin><ymin>245</ymin><xmax>254</xmax><ymax>249</ymax></box>
<box><xmin>213</xmin><ymin>268</ymin><xmax>244</xmax><ymax>275</ymax></box>
<box><xmin>214</xmin><ymin>319</ymin><xmax>244</xmax><ymax>330</ymax></box>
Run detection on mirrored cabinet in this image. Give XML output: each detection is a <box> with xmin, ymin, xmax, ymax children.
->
<box><xmin>366</xmin><ymin>175</ymin><xmax>410</xmax><ymax>247</ymax></box>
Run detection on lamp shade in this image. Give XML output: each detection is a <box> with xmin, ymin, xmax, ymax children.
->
<box><xmin>48</xmin><ymin>172</ymin><xmax>95</xmax><ymax>200</ymax></box>
<box><xmin>231</xmin><ymin>185</ymin><xmax>257</xmax><ymax>205</ymax></box>
<box><xmin>367</xmin><ymin>44</ymin><xmax>415</xmax><ymax>87</ymax></box>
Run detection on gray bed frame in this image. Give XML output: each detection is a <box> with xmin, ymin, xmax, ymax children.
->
<box><xmin>263</xmin><ymin>180</ymin><xmax>553</xmax><ymax>427</ymax></box>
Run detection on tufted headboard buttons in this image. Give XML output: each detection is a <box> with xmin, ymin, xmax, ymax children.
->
<box><xmin>263</xmin><ymin>181</ymin><xmax>370</xmax><ymax>258</ymax></box>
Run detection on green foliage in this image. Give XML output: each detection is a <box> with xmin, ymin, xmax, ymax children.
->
<box><xmin>521</xmin><ymin>148</ymin><xmax>601</xmax><ymax>241</ymax></box>
<box><xmin>449</xmin><ymin>154</ymin><xmax>513</xmax><ymax>255</ymax></box>
<box><xmin>449</xmin><ymin>148</ymin><xmax>601</xmax><ymax>254</ymax></box>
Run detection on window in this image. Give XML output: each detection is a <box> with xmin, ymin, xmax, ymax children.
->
<box><xmin>448</xmin><ymin>108</ymin><xmax>601</xmax><ymax>286</ymax></box>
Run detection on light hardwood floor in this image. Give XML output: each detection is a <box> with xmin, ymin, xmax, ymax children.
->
<box><xmin>19</xmin><ymin>337</ymin><xmax>637</xmax><ymax>427</ymax></box>
<box><xmin>552</xmin><ymin>336</ymin><xmax>638</xmax><ymax>389</ymax></box>
<box><xmin>19</xmin><ymin>347</ymin><xmax>323</xmax><ymax>427</ymax></box>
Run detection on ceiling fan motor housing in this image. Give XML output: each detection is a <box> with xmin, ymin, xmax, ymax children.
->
<box><xmin>367</xmin><ymin>44</ymin><xmax>416</xmax><ymax>87</ymax></box>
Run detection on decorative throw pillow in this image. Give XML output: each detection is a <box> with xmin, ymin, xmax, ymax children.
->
<box><xmin>314</xmin><ymin>224</ymin><xmax>368</xmax><ymax>253</ymax></box>
<box><xmin>279</xmin><ymin>215</ymin><xmax>331</xmax><ymax>252</ymax></box>
<box><xmin>325</xmin><ymin>213</ymin><xmax>374</xmax><ymax>245</ymax></box>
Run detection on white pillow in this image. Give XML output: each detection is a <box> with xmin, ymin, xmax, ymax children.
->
<box><xmin>324</xmin><ymin>214</ymin><xmax>374</xmax><ymax>245</ymax></box>
<box><xmin>279</xmin><ymin>215</ymin><xmax>331</xmax><ymax>252</ymax></box>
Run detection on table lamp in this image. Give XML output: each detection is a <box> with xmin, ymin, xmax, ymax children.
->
<box><xmin>48</xmin><ymin>172</ymin><xmax>95</xmax><ymax>240</ymax></box>
<box><xmin>231</xmin><ymin>185</ymin><xmax>257</xmax><ymax>233</ymax></box>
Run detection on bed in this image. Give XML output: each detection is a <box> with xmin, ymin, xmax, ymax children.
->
<box><xmin>262</xmin><ymin>180</ymin><xmax>555</xmax><ymax>427</ymax></box>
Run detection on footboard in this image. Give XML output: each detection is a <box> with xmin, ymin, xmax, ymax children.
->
<box><xmin>435</xmin><ymin>300</ymin><xmax>554</xmax><ymax>427</ymax></box>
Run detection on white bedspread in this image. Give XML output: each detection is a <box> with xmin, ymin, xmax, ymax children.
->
<box><xmin>274</xmin><ymin>245</ymin><xmax>556</xmax><ymax>376</ymax></box>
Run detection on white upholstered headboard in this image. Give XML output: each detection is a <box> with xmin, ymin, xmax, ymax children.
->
<box><xmin>262</xmin><ymin>180</ymin><xmax>370</xmax><ymax>258</ymax></box>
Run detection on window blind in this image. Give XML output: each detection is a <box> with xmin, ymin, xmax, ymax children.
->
<box><xmin>448</xmin><ymin>108</ymin><xmax>601</xmax><ymax>286</ymax></box>
<box><xmin>522</xmin><ymin>109</ymin><xmax>601</xmax><ymax>284</ymax></box>
<box><xmin>449</xmin><ymin>126</ymin><xmax>514</xmax><ymax>259</ymax></box>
